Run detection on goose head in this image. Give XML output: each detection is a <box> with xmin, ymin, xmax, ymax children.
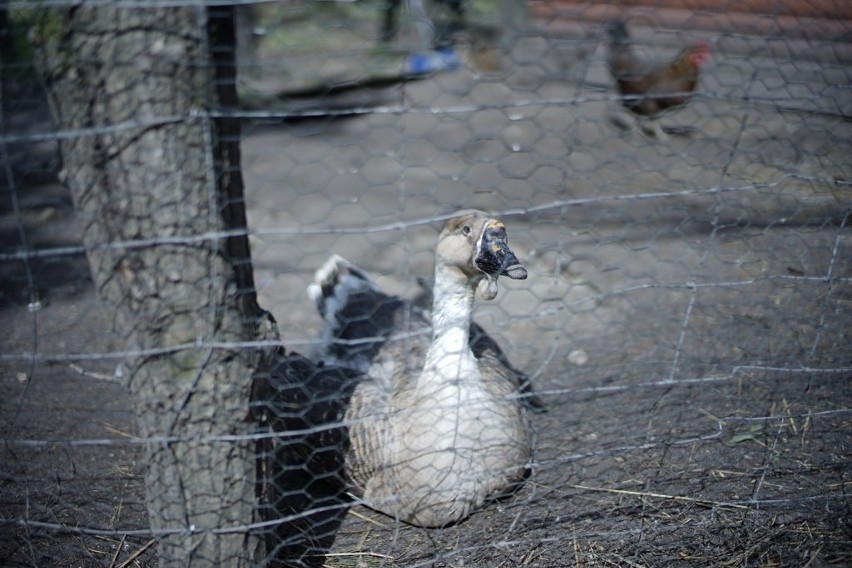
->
<box><xmin>436</xmin><ymin>211</ymin><xmax>527</xmax><ymax>301</ymax></box>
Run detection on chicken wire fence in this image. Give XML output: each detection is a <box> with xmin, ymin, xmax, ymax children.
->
<box><xmin>1</xmin><ymin>0</ymin><xmax>851</xmax><ymax>566</ymax></box>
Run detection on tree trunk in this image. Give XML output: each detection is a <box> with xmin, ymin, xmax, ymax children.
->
<box><xmin>32</xmin><ymin>5</ymin><xmax>274</xmax><ymax>565</ymax></box>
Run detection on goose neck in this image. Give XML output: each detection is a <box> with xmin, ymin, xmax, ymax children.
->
<box><xmin>430</xmin><ymin>265</ymin><xmax>476</xmax><ymax>343</ymax></box>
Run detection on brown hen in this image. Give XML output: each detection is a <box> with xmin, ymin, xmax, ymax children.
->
<box><xmin>607</xmin><ymin>20</ymin><xmax>710</xmax><ymax>138</ymax></box>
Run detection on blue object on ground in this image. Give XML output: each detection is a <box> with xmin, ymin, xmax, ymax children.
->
<box><xmin>404</xmin><ymin>47</ymin><xmax>459</xmax><ymax>75</ymax></box>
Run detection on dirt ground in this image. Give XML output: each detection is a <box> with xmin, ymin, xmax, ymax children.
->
<box><xmin>2</xmin><ymin>4</ymin><xmax>851</xmax><ymax>567</ymax></box>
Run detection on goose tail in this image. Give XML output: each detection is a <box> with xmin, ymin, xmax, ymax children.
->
<box><xmin>308</xmin><ymin>254</ymin><xmax>377</xmax><ymax>324</ymax></box>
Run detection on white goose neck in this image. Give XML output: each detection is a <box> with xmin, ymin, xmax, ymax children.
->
<box><xmin>430</xmin><ymin>263</ymin><xmax>476</xmax><ymax>342</ymax></box>
<box><xmin>418</xmin><ymin>259</ymin><xmax>487</xmax><ymax>396</ymax></box>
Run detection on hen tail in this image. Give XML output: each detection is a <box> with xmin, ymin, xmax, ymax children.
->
<box><xmin>606</xmin><ymin>19</ymin><xmax>630</xmax><ymax>45</ymax></box>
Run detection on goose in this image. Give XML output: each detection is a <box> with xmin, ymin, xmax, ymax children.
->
<box><xmin>306</xmin><ymin>210</ymin><xmax>538</xmax><ymax>527</ymax></box>
<box><xmin>250</xmin><ymin>348</ymin><xmax>360</xmax><ymax>566</ymax></box>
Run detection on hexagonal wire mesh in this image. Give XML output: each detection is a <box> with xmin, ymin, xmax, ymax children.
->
<box><xmin>1</xmin><ymin>0</ymin><xmax>850</xmax><ymax>566</ymax></box>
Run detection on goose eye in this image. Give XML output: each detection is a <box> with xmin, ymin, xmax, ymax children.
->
<box><xmin>462</xmin><ymin>225</ymin><xmax>471</xmax><ymax>236</ymax></box>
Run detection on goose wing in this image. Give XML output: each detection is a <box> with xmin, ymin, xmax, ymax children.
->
<box><xmin>250</xmin><ymin>348</ymin><xmax>360</xmax><ymax>563</ymax></box>
<box><xmin>470</xmin><ymin>322</ymin><xmax>546</xmax><ymax>412</ymax></box>
<box><xmin>308</xmin><ymin>255</ymin><xmax>431</xmax><ymax>378</ymax></box>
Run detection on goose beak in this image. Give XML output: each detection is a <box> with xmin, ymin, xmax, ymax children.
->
<box><xmin>476</xmin><ymin>220</ymin><xmax>528</xmax><ymax>280</ymax></box>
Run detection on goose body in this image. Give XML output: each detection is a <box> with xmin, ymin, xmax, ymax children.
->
<box><xmin>308</xmin><ymin>211</ymin><xmax>536</xmax><ymax>527</ymax></box>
